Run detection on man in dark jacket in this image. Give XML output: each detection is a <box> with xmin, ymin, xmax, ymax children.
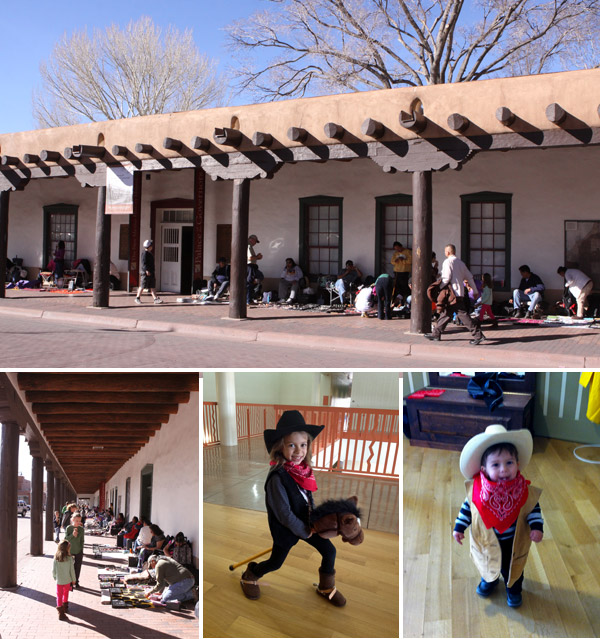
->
<box><xmin>512</xmin><ymin>265</ymin><xmax>544</xmax><ymax>318</ymax></box>
<box><xmin>135</xmin><ymin>240</ymin><xmax>163</xmax><ymax>305</ymax></box>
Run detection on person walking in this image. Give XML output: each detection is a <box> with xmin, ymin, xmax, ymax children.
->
<box><xmin>135</xmin><ymin>240</ymin><xmax>163</xmax><ymax>304</ymax></box>
<box><xmin>425</xmin><ymin>244</ymin><xmax>485</xmax><ymax>345</ymax></box>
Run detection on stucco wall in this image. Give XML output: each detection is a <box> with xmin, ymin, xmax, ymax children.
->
<box><xmin>97</xmin><ymin>390</ymin><xmax>199</xmax><ymax>564</ymax></box>
<box><xmin>5</xmin><ymin>143</ymin><xmax>600</xmax><ymax>298</ymax></box>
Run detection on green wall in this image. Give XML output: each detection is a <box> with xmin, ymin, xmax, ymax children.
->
<box><xmin>404</xmin><ymin>371</ymin><xmax>600</xmax><ymax>445</ymax></box>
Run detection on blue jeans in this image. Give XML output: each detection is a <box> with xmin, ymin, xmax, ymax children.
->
<box><xmin>162</xmin><ymin>576</ymin><xmax>196</xmax><ymax>602</ymax></box>
<box><xmin>334</xmin><ymin>278</ymin><xmax>346</xmax><ymax>298</ymax></box>
<box><xmin>513</xmin><ymin>289</ymin><xmax>542</xmax><ymax>311</ymax></box>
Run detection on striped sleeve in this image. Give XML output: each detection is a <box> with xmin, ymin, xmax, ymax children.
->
<box><xmin>527</xmin><ymin>502</ymin><xmax>544</xmax><ymax>531</ymax></box>
<box><xmin>454</xmin><ymin>498</ymin><xmax>472</xmax><ymax>533</ymax></box>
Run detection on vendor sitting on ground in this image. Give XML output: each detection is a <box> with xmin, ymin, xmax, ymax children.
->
<box><xmin>511</xmin><ymin>265</ymin><xmax>545</xmax><ymax>318</ymax></box>
<box><xmin>334</xmin><ymin>260</ymin><xmax>363</xmax><ymax>300</ymax></box>
<box><xmin>206</xmin><ymin>257</ymin><xmax>230</xmax><ymax>301</ymax></box>
<box><xmin>145</xmin><ymin>554</ymin><xmax>196</xmax><ymax>605</ymax></box>
<box><xmin>116</xmin><ymin>516</ymin><xmax>141</xmax><ymax>548</ymax></box>
<box><xmin>138</xmin><ymin>524</ymin><xmax>166</xmax><ymax>569</ymax></box>
<box><xmin>278</xmin><ymin>258</ymin><xmax>303</xmax><ymax>304</ymax></box>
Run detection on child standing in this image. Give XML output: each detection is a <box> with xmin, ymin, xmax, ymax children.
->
<box><xmin>53</xmin><ymin>510</ymin><xmax>61</xmax><ymax>542</ymax></box>
<box><xmin>52</xmin><ymin>540</ymin><xmax>76</xmax><ymax>620</ymax></box>
<box><xmin>453</xmin><ymin>425</ymin><xmax>543</xmax><ymax>607</ymax></box>
<box><xmin>65</xmin><ymin>512</ymin><xmax>85</xmax><ymax>587</ymax></box>
<box><xmin>240</xmin><ymin>410</ymin><xmax>346</xmax><ymax>606</ymax></box>
<box><xmin>478</xmin><ymin>273</ymin><xmax>498</xmax><ymax>327</ymax></box>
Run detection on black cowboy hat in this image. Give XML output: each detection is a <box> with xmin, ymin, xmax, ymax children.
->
<box><xmin>264</xmin><ymin>410</ymin><xmax>324</xmax><ymax>453</ymax></box>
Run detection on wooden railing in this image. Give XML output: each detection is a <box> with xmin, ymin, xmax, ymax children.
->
<box><xmin>203</xmin><ymin>402</ymin><xmax>399</xmax><ymax>478</ymax></box>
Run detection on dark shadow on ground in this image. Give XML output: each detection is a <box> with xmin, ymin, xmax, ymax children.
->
<box><xmin>13</xmin><ymin>586</ymin><xmax>196</xmax><ymax>639</ymax></box>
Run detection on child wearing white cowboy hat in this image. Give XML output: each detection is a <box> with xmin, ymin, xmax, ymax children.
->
<box><xmin>240</xmin><ymin>410</ymin><xmax>347</xmax><ymax>607</ymax></box>
<box><xmin>453</xmin><ymin>424</ymin><xmax>544</xmax><ymax>608</ymax></box>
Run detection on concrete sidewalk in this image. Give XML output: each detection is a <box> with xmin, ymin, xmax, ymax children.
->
<box><xmin>0</xmin><ymin>527</ymin><xmax>198</xmax><ymax>639</ymax></box>
<box><xmin>1</xmin><ymin>289</ymin><xmax>599</xmax><ymax>367</ymax></box>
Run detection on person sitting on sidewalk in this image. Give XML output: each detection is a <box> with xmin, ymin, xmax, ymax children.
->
<box><xmin>278</xmin><ymin>258</ymin><xmax>303</xmax><ymax>304</ymax></box>
<box><xmin>138</xmin><ymin>524</ymin><xmax>166</xmax><ymax>569</ymax></box>
<box><xmin>334</xmin><ymin>260</ymin><xmax>363</xmax><ymax>301</ymax></box>
<box><xmin>557</xmin><ymin>266</ymin><xmax>593</xmax><ymax>319</ymax></box>
<box><xmin>511</xmin><ymin>265</ymin><xmax>544</xmax><ymax>318</ymax></box>
<box><xmin>206</xmin><ymin>257</ymin><xmax>230</xmax><ymax>301</ymax></box>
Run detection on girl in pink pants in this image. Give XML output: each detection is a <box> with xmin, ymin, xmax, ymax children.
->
<box><xmin>52</xmin><ymin>541</ymin><xmax>76</xmax><ymax>620</ymax></box>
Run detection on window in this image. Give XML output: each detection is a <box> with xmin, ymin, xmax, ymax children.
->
<box><xmin>375</xmin><ymin>194</ymin><xmax>413</xmax><ymax>275</ymax></box>
<box><xmin>299</xmin><ymin>196</ymin><xmax>342</xmax><ymax>278</ymax></box>
<box><xmin>43</xmin><ymin>204</ymin><xmax>78</xmax><ymax>268</ymax></box>
<box><xmin>461</xmin><ymin>192</ymin><xmax>512</xmax><ymax>290</ymax></box>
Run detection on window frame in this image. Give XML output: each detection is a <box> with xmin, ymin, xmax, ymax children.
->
<box><xmin>375</xmin><ymin>193</ymin><xmax>413</xmax><ymax>276</ymax></box>
<box><xmin>43</xmin><ymin>203</ymin><xmax>79</xmax><ymax>269</ymax></box>
<box><xmin>299</xmin><ymin>195</ymin><xmax>343</xmax><ymax>279</ymax></box>
<box><xmin>460</xmin><ymin>191</ymin><xmax>512</xmax><ymax>292</ymax></box>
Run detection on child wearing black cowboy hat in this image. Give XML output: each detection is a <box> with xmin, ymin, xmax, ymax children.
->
<box><xmin>240</xmin><ymin>410</ymin><xmax>347</xmax><ymax>606</ymax></box>
<box><xmin>453</xmin><ymin>425</ymin><xmax>544</xmax><ymax>607</ymax></box>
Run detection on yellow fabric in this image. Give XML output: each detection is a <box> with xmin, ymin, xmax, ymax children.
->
<box><xmin>466</xmin><ymin>480</ymin><xmax>542</xmax><ymax>587</ymax></box>
<box><xmin>391</xmin><ymin>248</ymin><xmax>412</xmax><ymax>273</ymax></box>
<box><xmin>580</xmin><ymin>373</ymin><xmax>600</xmax><ymax>423</ymax></box>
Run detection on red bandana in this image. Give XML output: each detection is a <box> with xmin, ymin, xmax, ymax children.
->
<box><xmin>271</xmin><ymin>460</ymin><xmax>318</xmax><ymax>492</ymax></box>
<box><xmin>472</xmin><ymin>471</ymin><xmax>529</xmax><ymax>533</ymax></box>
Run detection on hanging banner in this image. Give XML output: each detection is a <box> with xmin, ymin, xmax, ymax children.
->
<box><xmin>106</xmin><ymin>165</ymin><xmax>135</xmax><ymax>214</ymax></box>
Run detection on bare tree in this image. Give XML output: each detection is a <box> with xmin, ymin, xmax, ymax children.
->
<box><xmin>33</xmin><ymin>16</ymin><xmax>226</xmax><ymax>128</ymax></box>
<box><xmin>226</xmin><ymin>0</ymin><xmax>600</xmax><ymax>99</ymax></box>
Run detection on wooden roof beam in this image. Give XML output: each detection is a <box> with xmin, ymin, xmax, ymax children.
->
<box><xmin>40</xmin><ymin>150</ymin><xmax>62</xmax><ymax>162</ymax></box>
<box><xmin>25</xmin><ymin>390</ymin><xmax>190</xmax><ymax>404</ymax></box>
<box><xmin>17</xmin><ymin>372</ymin><xmax>198</xmax><ymax>392</ymax></box>
<box><xmin>213</xmin><ymin>128</ymin><xmax>242</xmax><ymax>148</ymax></box>
<box><xmin>31</xmin><ymin>402</ymin><xmax>179</xmax><ymax>414</ymax></box>
<box><xmin>37</xmin><ymin>413</ymin><xmax>171</xmax><ymax>423</ymax></box>
<box><xmin>252</xmin><ymin>132</ymin><xmax>273</xmax><ymax>148</ymax></box>
<box><xmin>22</xmin><ymin>154</ymin><xmax>40</xmax><ymax>164</ymax></box>
<box><xmin>361</xmin><ymin>118</ymin><xmax>385</xmax><ymax>139</ymax></box>
<box><xmin>399</xmin><ymin>110</ymin><xmax>427</xmax><ymax>133</ymax></box>
<box><xmin>40</xmin><ymin>423</ymin><xmax>161</xmax><ymax>431</ymax></box>
<box><xmin>190</xmin><ymin>136</ymin><xmax>211</xmax><ymax>151</ymax></box>
<box><xmin>447</xmin><ymin>113</ymin><xmax>470</xmax><ymax>133</ymax></box>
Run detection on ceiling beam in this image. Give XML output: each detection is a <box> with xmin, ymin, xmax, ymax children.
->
<box><xmin>17</xmin><ymin>373</ymin><xmax>199</xmax><ymax>392</ymax></box>
<box><xmin>25</xmin><ymin>391</ymin><xmax>191</xmax><ymax>404</ymax></box>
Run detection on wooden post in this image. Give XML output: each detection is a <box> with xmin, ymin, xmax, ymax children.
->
<box><xmin>45</xmin><ymin>468</ymin><xmax>55</xmax><ymax>541</ymax></box>
<box><xmin>93</xmin><ymin>186</ymin><xmax>111</xmax><ymax>307</ymax></box>
<box><xmin>129</xmin><ymin>171</ymin><xmax>142</xmax><ymax>290</ymax></box>
<box><xmin>0</xmin><ymin>191</ymin><xmax>9</xmax><ymax>299</ymax></box>
<box><xmin>229</xmin><ymin>178</ymin><xmax>250</xmax><ymax>319</ymax></box>
<box><xmin>410</xmin><ymin>171</ymin><xmax>433</xmax><ymax>334</ymax></box>
<box><xmin>30</xmin><ymin>455</ymin><xmax>44</xmax><ymax>556</ymax></box>
<box><xmin>193</xmin><ymin>168</ymin><xmax>205</xmax><ymax>292</ymax></box>
<box><xmin>54</xmin><ymin>475</ymin><xmax>62</xmax><ymax>522</ymax></box>
<box><xmin>0</xmin><ymin>421</ymin><xmax>20</xmax><ymax>587</ymax></box>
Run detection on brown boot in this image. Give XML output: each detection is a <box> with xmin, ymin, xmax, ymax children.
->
<box><xmin>316</xmin><ymin>569</ymin><xmax>346</xmax><ymax>607</ymax></box>
<box><xmin>240</xmin><ymin>561</ymin><xmax>261</xmax><ymax>600</ymax></box>
<box><xmin>63</xmin><ymin>601</ymin><xmax>69</xmax><ymax>613</ymax></box>
<box><xmin>57</xmin><ymin>605</ymin><xmax>68</xmax><ymax>621</ymax></box>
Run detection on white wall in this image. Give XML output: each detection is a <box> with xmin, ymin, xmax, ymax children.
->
<box><xmin>204</xmin><ymin>371</ymin><xmax>333</xmax><ymax>407</ymax></box>
<box><xmin>7</xmin><ymin>144</ymin><xmax>599</xmax><ymax>298</ymax></box>
<box><xmin>98</xmin><ymin>392</ymin><xmax>199</xmax><ymax>563</ymax></box>
<box><xmin>350</xmin><ymin>372</ymin><xmax>400</xmax><ymax>409</ymax></box>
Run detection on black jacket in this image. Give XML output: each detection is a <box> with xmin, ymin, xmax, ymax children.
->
<box><xmin>264</xmin><ymin>466</ymin><xmax>313</xmax><ymax>548</ymax></box>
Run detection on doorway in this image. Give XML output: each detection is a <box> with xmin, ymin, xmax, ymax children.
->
<box><xmin>140</xmin><ymin>464</ymin><xmax>153</xmax><ymax>523</ymax></box>
<box><xmin>158</xmin><ymin>208</ymin><xmax>194</xmax><ymax>293</ymax></box>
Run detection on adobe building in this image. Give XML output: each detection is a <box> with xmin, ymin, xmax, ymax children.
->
<box><xmin>0</xmin><ymin>372</ymin><xmax>199</xmax><ymax>588</ymax></box>
<box><xmin>0</xmin><ymin>68</ymin><xmax>599</xmax><ymax>332</ymax></box>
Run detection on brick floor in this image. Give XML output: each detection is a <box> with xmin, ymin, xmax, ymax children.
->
<box><xmin>0</xmin><ymin>523</ymin><xmax>198</xmax><ymax>639</ymax></box>
<box><xmin>1</xmin><ymin>290</ymin><xmax>599</xmax><ymax>367</ymax></box>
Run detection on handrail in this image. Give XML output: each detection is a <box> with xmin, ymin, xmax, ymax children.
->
<box><xmin>204</xmin><ymin>402</ymin><xmax>399</xmax><ymax>478</ymax></box>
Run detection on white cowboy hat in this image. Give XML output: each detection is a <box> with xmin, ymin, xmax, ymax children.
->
<box><xmin>459</xmin><ymin>424</ymin><xmax>533</xmax><ymax>479</ymax></box>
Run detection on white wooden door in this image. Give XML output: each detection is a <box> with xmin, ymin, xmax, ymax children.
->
<box><xmin>161</xmin><ymin>225</ymin><xmax>181</xmax><ymax>292</ymax></box>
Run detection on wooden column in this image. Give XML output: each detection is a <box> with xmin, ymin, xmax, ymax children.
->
<box><xmin>45</xmin><ymin>468</ymin><xmax>55</xmax><ymax>541</ymax></box>
<box><xmin>229</xmin><ymin>178</ymin><xmax>250</xmax><ymax>320</ymax></box>
<box><xmin>54</xmin><ymin>475</ymin><xmax>62</xmax><ymax>521</ymax></box>
<box><xmin>410</xmin><ymin>171</ymin><xmax>433</xmax><ymax>334</ymax></box>
<box><xmin>193</xmin><ymin>168</ymin><xmax>205</xmax><ymax>291</ymax></box>
<box><xmin>0</xmin><ymin>421</ymin><xmax>20</xmax><ymax>587</ymax></box>
<box><xmin>93</xmin><ymin>186</ymin><xmax>111</xmax><ymax>307</ymax></box>
<box><xmin>30</xmin><ymin>455</ymin><xmax>44</xmax><ymax>556</ymax></box>
<box><xmin>128</xmin><ymin>171</ymin><xmax>142</xmax><ymax>290</ymax></box>
<box><xmin>0</xmin><ymin>191</ymin><xmax>9</xmax><ymax>299</ymax></box>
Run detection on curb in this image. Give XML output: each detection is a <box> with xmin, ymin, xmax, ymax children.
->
<box><xmin>0</xmin><ymin>304</ymin><xmax>595</xmax><ymax>366</ymax></box>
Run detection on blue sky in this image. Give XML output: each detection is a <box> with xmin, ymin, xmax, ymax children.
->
<box><xmin>1</xmin><ymin>0</ymin><xmax>262</xmax><ymax>134</ymax></box>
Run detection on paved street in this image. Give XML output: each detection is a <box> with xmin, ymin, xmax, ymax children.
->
<box><xmin>0</xmin><ymin>290</ymin><xmax>599</xmax><ymax>368</ymax></box>
<box><xmin>0</xmin><ymin>515</ymin><xmax>198</xmax><ymax>639</ymax></box>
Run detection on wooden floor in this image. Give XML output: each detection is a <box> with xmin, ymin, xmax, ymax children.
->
<box><xmin>403</xmin><ymin>436</ymin><xmax>600</xmax><ymax>638</ymax></box>
<box><xmin>204</xmin><ymin>503</ymin><xmax>399</xmax><ymax>638</ymax></box>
